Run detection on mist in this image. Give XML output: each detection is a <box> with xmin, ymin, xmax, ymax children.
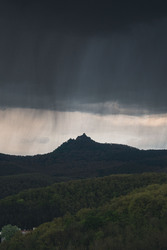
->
<box><xmin>0</xmin><ymin>108</ymin><xmax>167</xmax><ymax>155</ymax></box>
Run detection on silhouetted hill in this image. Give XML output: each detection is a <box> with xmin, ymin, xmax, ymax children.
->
<box><xmin>1</xmin><ymin>134</ymin><xmax>167</xmax><ymax>177</ymax></box>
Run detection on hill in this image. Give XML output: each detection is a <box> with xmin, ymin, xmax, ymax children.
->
<box><xmin>1</xmin><ymin>133</ymin><xmax>167</xmax><ymax>178</ymax></box>
<box><xmin>1</xmin><ymin>135</ymin><xmax>167</xmax><ymax>249</ymax></box>
<box><xmin>1</xmin><ymin>174</ymin><xmax>167</xmax><ymax>250</ymax></box>
<box><xmin>0</xmin><ymin>172</ymin><xmax>167</xmax><ymax>229</ymax></box>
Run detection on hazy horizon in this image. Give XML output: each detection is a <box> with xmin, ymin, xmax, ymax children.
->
<box><xmin>1</xmin><ymin>108</ymin><xmax>167</xmax><ymax>156</ymax></box>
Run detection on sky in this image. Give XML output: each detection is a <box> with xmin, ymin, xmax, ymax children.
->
<box><xmin>0</xmin><ymin>0</ymin><xmax>167</xmax><ymax>155</ymax></box>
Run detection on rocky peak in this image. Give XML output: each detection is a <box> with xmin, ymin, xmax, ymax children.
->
<box><xmin>76</xmin><ymin>133</ymin><xmax>92</xmax><ymax>142</ymax></box>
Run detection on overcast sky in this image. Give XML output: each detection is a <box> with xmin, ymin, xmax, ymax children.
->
<box><xmin>1</xmin><ymin>0</ymin><xmax>167</xmax><ymax>155</ymax></box>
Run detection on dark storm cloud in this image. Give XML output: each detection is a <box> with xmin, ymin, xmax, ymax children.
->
<box><xmin>0</xmin><ymin>0</ymin><xmax>167</xmax><ymax>114</ymax></box>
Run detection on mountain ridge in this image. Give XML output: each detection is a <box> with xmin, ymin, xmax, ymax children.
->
<box><xmin>0</xmin><ymin>134</ymin><xmax>167</xmax><ymax>177</ymax></box>
<box><xmin>53</xmin><ymin>133</ymin><xmax>139</xmax><ymax>153</ymax></box>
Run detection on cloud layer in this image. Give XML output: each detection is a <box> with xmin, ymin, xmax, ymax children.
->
<box><xmin>1</xmin><ymin>1</ymin><xmax>167</xmax><ymax>154</ymax></box>
<box><xmin>0</xmin><ymin>1</ymin><xmax>167</xmax><ymax>115</ymax></box>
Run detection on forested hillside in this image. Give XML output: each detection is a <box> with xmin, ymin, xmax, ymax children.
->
<box><xmin>0</xmin><ymin>174</ymin><xmax>57</xmax><ymax>199</ymax></box>
<box><xmin>1</xmin><ymin>182</ymin><xmax>167</xmax><ymax>250</ymax></box>
<box><xmin>1</xmin><ymin>134</ymin><xmax>167</xmax><ymax>178</ymax></box>
<box><xmin>1</xmin><ymin>136</ymin><xmax>167</xmax><ymax>249</ymax></box>
<box><xmin>0</xmin><ymin>173</ymin><xmax>167</xmax><ymax>229</ymax></box>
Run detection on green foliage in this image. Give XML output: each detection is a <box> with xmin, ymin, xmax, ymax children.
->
<box><xmin>0</xmin><ymin>174</ymin><xmax>56</xmax><ymax>199</ymax></box>
<box><xmin>1</xmin><ymin>173</ymin><xmax>167</xmax><ymax>229</ymax></box>
<box><xmin>1</xmin><ymin>224</ymin><xmax>20</xmax><ymax>241</ymax></box>
<box><xmin>2</xmin><ymin>183</ymin><xmax>167</xmax><ymax>249</ymax></box>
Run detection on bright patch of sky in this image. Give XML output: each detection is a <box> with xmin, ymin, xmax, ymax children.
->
<box><xmin>0</xmin><ymin>108</ymin><xmax>167</xmax><ymax>155</ymax></box>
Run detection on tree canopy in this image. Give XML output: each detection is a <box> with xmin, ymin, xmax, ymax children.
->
<box><xmin>1</xmin><ymin>224</ymin><xmax>19</xmax><ymax>241</ymax></box>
